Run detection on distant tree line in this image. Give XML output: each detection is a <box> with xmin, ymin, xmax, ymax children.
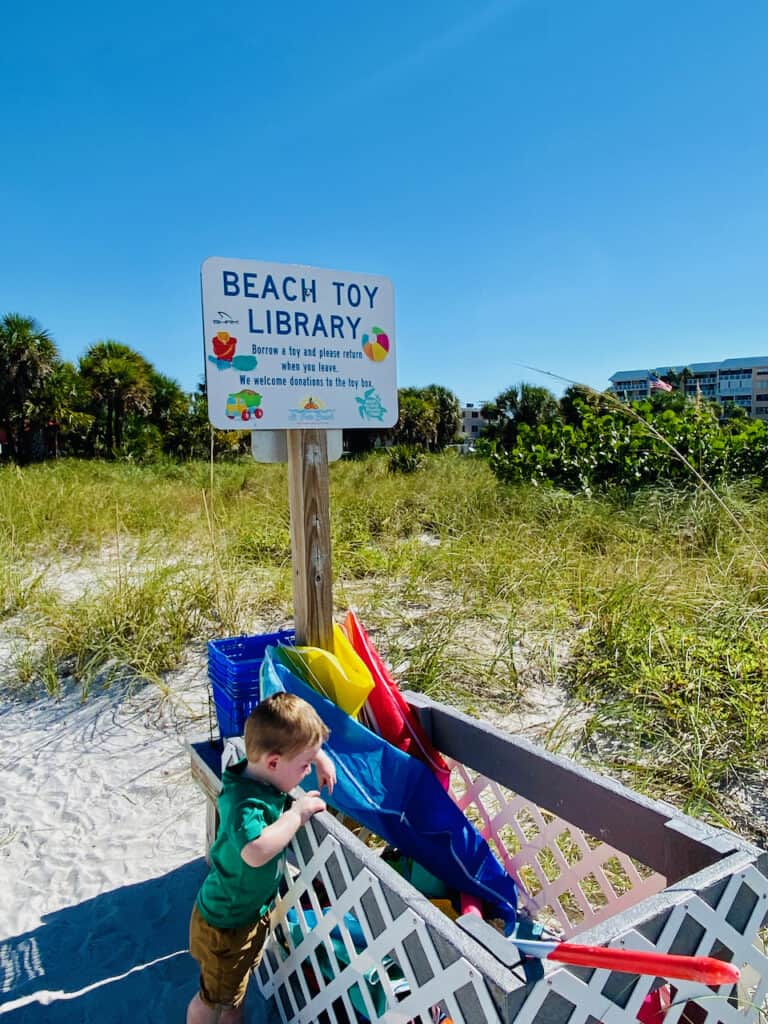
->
<box><xmin>0</xmin><ymin>313</ymin><xmax>223</xmax><ymax>463</ymax></box>
<box><xmin>6</xmin><ymin>312</ymin><xmax>765</xmax><ymax>490</ymax></box>
<box><xmin>0</xmin><ymin>313</ymin><xmax>463</xmax><ymax>463</ymax></box>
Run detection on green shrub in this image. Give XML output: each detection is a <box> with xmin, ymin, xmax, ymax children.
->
<box><xmin>386</xmin><ymin>445</ymin><xmax>425</xmax><ymax>474</ymax></box>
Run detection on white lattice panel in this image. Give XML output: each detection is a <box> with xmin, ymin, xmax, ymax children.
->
<box><xmin>251</xmin><ymin>757</ymin><xmax>768</xmax><ymax>1024</ymax></box>
<box><xmin>511</xmin><ymin>861</ymin><xmax>768</xmax><ymax>1024</ymax></box>
<box><xmin>257</xmin><ymin>816</ymin><xmax>506</xmax><ymax>1024</ymax></box>
<box><xmin>448</xmin><ymin>760</ymin><xmax>667</xmax><ymax>937</ymax></box>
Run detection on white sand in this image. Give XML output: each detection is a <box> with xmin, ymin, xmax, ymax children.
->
<box><xmin>0</xmin><ymin>654</ymin><xmax>278</xmax><ymax>1022</ymax></box>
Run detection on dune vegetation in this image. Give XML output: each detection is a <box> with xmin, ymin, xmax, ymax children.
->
<box><xmin>1</xmin><ymin>453</ymin><xmax>767</xmax><ymax>838</ymax></box>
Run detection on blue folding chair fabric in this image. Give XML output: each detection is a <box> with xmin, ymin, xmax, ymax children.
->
<box><xmin>261</xmin><ymin>646</ymin><xmax>518</xmax><ymax>929</ymax></box>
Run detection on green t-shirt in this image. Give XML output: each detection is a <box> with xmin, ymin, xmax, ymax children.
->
<box><xmin>196</xmin><ymin>759</ymin><xmax>289</xmax><ymax>928</ymax></box>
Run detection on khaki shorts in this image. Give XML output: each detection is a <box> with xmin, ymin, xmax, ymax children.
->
<box><xmin>189</xmin><ymin>904</ymin><xmax>271</xmax><ymax>1009</ymax></box>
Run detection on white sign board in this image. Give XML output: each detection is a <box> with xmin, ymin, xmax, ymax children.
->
<box><xmin>201</xmin><ymin>257</ymin><xmax>397</xmax><ymax>430</ymax></box>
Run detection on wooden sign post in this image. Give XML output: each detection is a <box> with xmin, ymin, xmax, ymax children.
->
<box><xmin>287</xmin><ymin>429</ymin><xmax>334</xmax><ymax>648</ymax></box>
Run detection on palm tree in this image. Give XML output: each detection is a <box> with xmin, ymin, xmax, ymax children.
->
<box><xmin>392</xmin><ymin>389</ymin><xmax>438</xmax><ymax>449</ymax></box>
<box><xmin>559</xmin><ymin>384</ymin><xmax>606</xmax><ymax>426</ymax></box>
<box><xmin>481</xmin><ymin>383</ymin><xmax>560</xmax><ymax>450</ymax></box>
<box><xmin>36</xmin><ymin>360</ymin><xmax>94</xmax><ymax>457</ymax></box>
<box><xmin>661</xmin><ymin>366</ymin><xmax>693</xmax><ymax>396</ymax></box>
<box><xmin>0</xmin><ymin>313</ymin><xmax>59</xmax><ymax>461</ymax></box>
<box><xmin>79</xmin><ymin>341</ymin><xmax>153</xmax><ymax>454</ymax></box>
<box><xmin>422</xmin><ymin>384</ymin><xmax>461</xmax><ymax>450</ymax></box>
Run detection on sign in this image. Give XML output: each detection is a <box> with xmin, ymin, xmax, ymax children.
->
<box><xmin>201</xmin><ymin>257</ymin><xmax>397</xmax><ymax>430</ymax></box>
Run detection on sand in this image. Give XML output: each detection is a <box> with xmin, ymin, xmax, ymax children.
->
<box><xmin>0</xmin><ymin>653</ymin><xmax>278</xmax><ymax>1022</ymax></box>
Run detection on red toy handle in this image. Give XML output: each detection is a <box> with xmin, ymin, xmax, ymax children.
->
<box><xmin>549</xmin><ymin>942</ymin><xmax>740</xmax><ymax>985</ymax></box>
<box><xmin>457</xmin><ymin>911</ymin><xmax>740</xmax><ymax>986</ymax></box>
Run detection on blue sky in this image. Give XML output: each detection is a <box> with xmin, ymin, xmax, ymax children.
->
<box><xmin>3</xmin><ymin>0</ymin><xmax>767</xmax><ymax>404</ymax></box>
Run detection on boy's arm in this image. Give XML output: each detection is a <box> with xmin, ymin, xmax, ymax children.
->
<box><xmin>240</xmin><ymin>790</ymin><xmax>326</xmax><ymax>868</ymax></box>
<box><xmin>313</xmin><ymin>748</ymin><xmax>336</xmax><ymax>793</ymax></box>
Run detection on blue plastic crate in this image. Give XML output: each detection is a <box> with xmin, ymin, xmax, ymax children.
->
<box><xmin>208</xmin><ymin>630</ymin><xmax>296</xmax><ymax>736</ymax></box>
<box><xmin>208</xmin><ymin>682</ymin><xmax>261</xmax><ymax>708</ymax></box>
<box><xmin>211</xmin><ymin>677</ymin><xmax>262</xmax><ymax>738</ymax></box>
<box><xmin>207</xmin><ymin>658</ymin><xmax>263</xmax><ymax>691</ymax></box>
<box><xmin>207</xmin><ymin>629</ymin><xmax>295</xmax><ymax>687</ymax></box>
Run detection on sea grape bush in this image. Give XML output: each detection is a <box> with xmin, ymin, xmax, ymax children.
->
<box><xmin>489</xmin><ymin>398</ymin><xmax>768</xmax><ymax>494</ymax></box>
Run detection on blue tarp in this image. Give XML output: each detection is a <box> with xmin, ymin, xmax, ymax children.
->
<box><xmin>261</xmin><ymin>647</ymin><xmax>518</xmax><ymax>929</ymax></box>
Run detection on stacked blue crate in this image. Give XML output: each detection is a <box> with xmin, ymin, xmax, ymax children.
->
<box><xmin>207</xmin><ymin>629</ymin><xmax>296</xmax><ymax>737</ymax></box>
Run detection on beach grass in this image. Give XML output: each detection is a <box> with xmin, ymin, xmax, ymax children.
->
<box><xmin>1</xmin><ymin>454</ymin><xmax>767</xmax><ymax>830</ymax></box>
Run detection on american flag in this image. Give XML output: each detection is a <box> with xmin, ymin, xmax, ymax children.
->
<box><xmin>649</xmin><ymin>375</ymin><xmax>673</xmax><ymax>393</ymax></box>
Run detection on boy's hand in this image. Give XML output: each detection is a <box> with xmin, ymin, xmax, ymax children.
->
<box><xmin>313</xmin><ymin>749</ymin><xmax>336</xmax><ymax>794</ymax></box>
<box><xmin>293</xmin><ymin>790</ymin><xmax>326</xmax><ymax>824</ymax></box>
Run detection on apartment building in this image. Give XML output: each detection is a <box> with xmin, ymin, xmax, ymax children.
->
<box><xmin>461</xmin><ymin>403</ymin><xmax>489</xmax><ymax>440</ymax></box>
<box><xmin>610</xmin><ymin>357</ymin><xmax>768</xmax><ymax>419</ymax></box>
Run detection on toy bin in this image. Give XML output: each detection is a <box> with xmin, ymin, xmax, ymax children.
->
<box><xmin>208</xmin><ymin>678</ymin><xmax>261</xmax><ymax>738</ymax></box>
<box><xmin>207</xmin><ymin>629</ymin><xmax>295</xmax><ymax>737</ymax></box>
<box><xmin>188</xmin><ymin>693</ymin><xmax>768</xmax><ymax>1024</ymax></box>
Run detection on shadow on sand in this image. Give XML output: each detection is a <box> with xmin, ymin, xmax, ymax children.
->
<box><xmin>0</xmin><ymin>860</ymin><xmax>279</xmax><ymax>1023</ymax></box>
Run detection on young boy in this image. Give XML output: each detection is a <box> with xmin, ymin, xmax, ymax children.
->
<box><xmin>187</xmin><ymin>692</ymin><xmax>336</xmax><ymax>1024</ymax></box>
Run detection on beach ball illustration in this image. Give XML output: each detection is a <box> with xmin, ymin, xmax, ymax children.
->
<box><xmin>361</xmin><ymin>327</ymin><xmax>390</xmax><ymax>362</ymax></box>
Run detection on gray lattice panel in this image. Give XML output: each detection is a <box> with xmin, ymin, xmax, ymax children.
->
<box><xmin>448</xmin><ymin>758</ymin><xmax>668</xmax><ymax>938</ymax></box>
<box><xmin>407</xmin><ymin>694</ymin><xmax>768</xmax><ymax>1024</ymax></box>
<box><xmin>254</xmin><ymin>803</ymin><xmax>767</xmax><ymax>1023</ymax></box>
<box><xmin>508</xmin><ymin>856</ymin><xmax>768</xmax><ymax>1024</ymax></box>
<box><xmin>256</xmin><ymin>807</ymin><xmax>521</xmax><ymax>1023</ymax></box>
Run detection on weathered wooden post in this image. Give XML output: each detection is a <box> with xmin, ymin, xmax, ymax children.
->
<box><xmin>201</xmin><ymin>257</ymin><xmax>396</xmax><ymax>651</ymax></box>
<box><xmin>287</xmin><ymin>428</ymin><xmax>333</xmax><ymax>648</ymax></box>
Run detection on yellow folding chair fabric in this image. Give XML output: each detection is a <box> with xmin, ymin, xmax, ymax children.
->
<box><xmin>332</xmin><ymin>622</ymin><xmax>377</xmax><ymax>701</ymax></box>
<box><xmin>277</xmin><ymin>624</ymin><xmax>374</xmax><ymax>718</ymax></box>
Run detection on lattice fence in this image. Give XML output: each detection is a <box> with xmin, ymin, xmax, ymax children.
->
<box><xmin>257</xmin><ymin>810</ymin><xmax>513</xmax><ymax>1023</ymax></box>
<box><xmin>508</xmin><ymin>858</ymin><xmax>768</xmax><ymax>1024</ymax></box>
<box><xmin>448</xmin><ymin>759</ymin><xmax>667</xmax><ymax>938</ymax></box>
<box><xmin>236</xmin><ymin>696</ymin><xmax>768</xmax><ymax>1024</ymax></box>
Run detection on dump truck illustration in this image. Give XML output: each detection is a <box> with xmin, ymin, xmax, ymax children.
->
<box><xmin>225</xmin><ymin>389</ymin><xmax>263</xmax><ymax>421</ymax></box>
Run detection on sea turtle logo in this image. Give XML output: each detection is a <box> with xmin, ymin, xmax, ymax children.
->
<box><xmin>355</xmin><ymin>388</ymin><xmax>387</xmax><ymax>421</ymax></box>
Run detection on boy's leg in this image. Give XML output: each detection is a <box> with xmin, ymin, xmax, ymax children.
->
<box><xmin>188</xmin><ymin>906</ymin><xmax>271</xmax><ymax>1021</ymax></box>
<box><xmin>186</xmin><ymin>992</ymin><xmax>244</xmax><ymax>1024</ymax></box>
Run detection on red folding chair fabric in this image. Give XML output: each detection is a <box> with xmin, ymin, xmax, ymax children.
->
<box><xmin>342</xmin><ymin>610</ymin><xmax>451</xmax><ymax>790</ymax></box>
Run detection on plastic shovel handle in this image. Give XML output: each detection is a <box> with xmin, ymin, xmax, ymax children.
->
<box><xmin>456</xmin><ymin>913</ymin><xmax>740</xmax><ymax>986</ymax></box>
<box><xmin>549</xmin><ymin>942</ymin><xmax>740</xmax><ymax>985</ymax></box>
